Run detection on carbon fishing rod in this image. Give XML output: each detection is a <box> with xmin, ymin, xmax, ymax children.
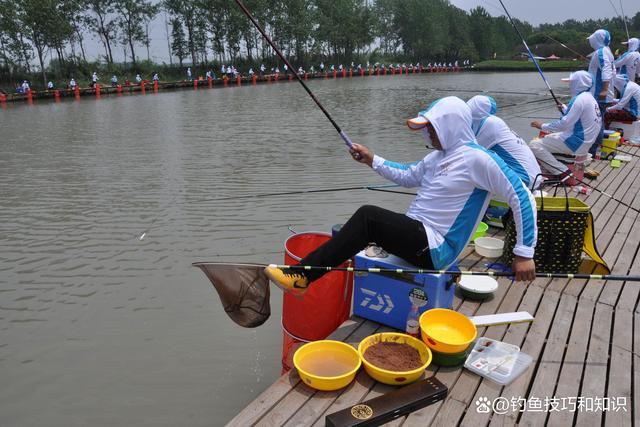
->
<box><xmin>137</xmin><ymin>183</ymin><xmax>398</xmax><ymax>240</ymax></box>
<box><xmin>367</xmin><ymin>157</ymin><xmax>640</xmax><ymax>215</ymax></box>
<box><xmin>608</xmin><ymin>0</ymin><xmax>630</xmax><ymax>40</ymax></box>
<box><xmin>543</xmin><ymin>34</ymin><xmax>588</xmax><ymax>60</ymax></box>
<box><xmin>535</xmin><ymin>157</ymin><xmax>640</xmax><ymax>214</ymax></box>
<box><xmin>233</xmin><ymin>0</ymin><xmax>354</xmax><ymax>150</ymax></box>
<box><xmin>497</xmin><ymin>0</ymin><xmax>564</xmax><ymax>113</ymax></box>
<box><xmin>619</xmin><ymin>0</ymin><xmax>630</xmax><ymax>40</ymax></box>
<box><xmin>267</xmin><ymin>264</ymin><xmax>640</xmax><ymax>282</ymax></box>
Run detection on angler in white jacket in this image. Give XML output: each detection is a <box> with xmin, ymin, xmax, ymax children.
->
<box><xmin>265</xmin><ymin>97</ymin><xmax>537</xmax><ymax>294</ymax></box>
<box><xmin>467</xmin><ymin>95</ymin><xmax>542</xmax><ymax>189</ymax></box>
<box><xmin>605</xmin><ymin>74</ymin><xmax>640</xmax><ymax>128</ymax></box>
<box><xmin>588</xmin><ymin>29</ymin><xmax>615</xmax><ymax>103</ymax></box>
<box><xmin>530</xmin><ymin>71</ymin><xmax>601</xmax><ymax>177</ymax></box>
<box><xmin>615</xmin><ymin>38</ymin><xmax>640</xmax><ymax>82</ymax></box>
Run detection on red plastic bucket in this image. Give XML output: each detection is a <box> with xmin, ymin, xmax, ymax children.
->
<box><xmin>281</xmin><ymin>321</ymin><xmax>311</xmax><ymax>374</ymax></box>
<box><xmin>282</xmin><ymin>232</ymin><xmax>353</xmax><ymax>341</ymax></box>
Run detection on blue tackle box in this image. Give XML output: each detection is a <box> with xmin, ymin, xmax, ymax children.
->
<box><xmin>353</xmin><ymin>251</ymin><xmax>457</xmax><ymax>331</ymax></box>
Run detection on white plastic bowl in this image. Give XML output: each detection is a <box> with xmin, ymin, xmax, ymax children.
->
<box><xmin>474</xmin><ymin>237</ymin><xmax>504</xmax><ymax>258</ymax></box>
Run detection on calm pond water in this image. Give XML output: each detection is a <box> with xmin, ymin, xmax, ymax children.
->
<box><xmin>0</xmin><ymin>72</ymin><xmax>565</xmax><ymax>426</ymax></box>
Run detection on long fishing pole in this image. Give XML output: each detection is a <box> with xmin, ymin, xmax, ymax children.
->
<box><xmin>263</xmin><ymin>264</ymin><xmax>640</xmax><ymax>282</ymax></box>
<box><xmin>233</xmin><ymin>0</ymin><xmax>354</xmax><ymax>150</ymax></box>
<box><xmin>536</xmin><ymin>158</ymin><xmax>640</xmax><ymax>214</ymax></box>
<box><xmin>497</xmin><ymin>0</ymin><xmax>564</xmax><ymax>113</ymax></box>
<box><xmin>608</xmin><ymin>0</ymin><xmax>630</xmax><ymax>40</ymax></box>
<box><xmin>367</xmin><ymin>157</ymin><xmax>640</xmax><ymax>215</ymax></box>
<box><xmin>543</xmin><ymin>34</ymin><xmax>588</xmax><ymax>60</ymax></box>
<box><xmin>619</xmin><ymin>0</ymin><xmax>630</xmax><ymax>40</ymax></box>
<box><xmin>137</xmin><ymin>183</ymin><xmax>398</xmax><ymax>240</ymax></box>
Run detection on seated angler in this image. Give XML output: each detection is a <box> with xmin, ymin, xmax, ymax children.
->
<box><xmin>529</xmin><ymin>71</ymin><xmax>601</xmax><ymax>180</ymax></box>
<box><xmin>615</xmin><ymin>38</ymin><xmax>639</xmax><ymax>83</ymax></box>
<box><xmin>605</xmin><ymin>74</ymin><xmax>640</xmax><ymax>129</ymax></box>
<box><xmin>265</xmin><ymin>97</ymin><xmax>538</xmax><ymax>294</ymax></box>
<box><xmin>467</xmin><ymin>95</ymin><xmax>542</xmax><ymax>189</ymax></box>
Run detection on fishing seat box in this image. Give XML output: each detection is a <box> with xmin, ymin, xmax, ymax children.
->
<box><xmin>609</xmin><ymin>120</ymin><xmax>640</xmax><ymax>141</ymax></box>
<box><xmin>353</xmin><ymin>251</ymin><xmax>457</xmax><ymax>331</ymax></box>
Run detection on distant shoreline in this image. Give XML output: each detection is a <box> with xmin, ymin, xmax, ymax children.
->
<box><xmin>473</xmin><ymin>60</ymin><xmax>588</xmax><ymax>72</ymax></box>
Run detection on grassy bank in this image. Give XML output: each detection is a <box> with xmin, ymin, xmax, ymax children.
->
<box><xmin>474</xmin><ymin>59</ymin><xmax>588</xmax><ymax>71</ymax></box>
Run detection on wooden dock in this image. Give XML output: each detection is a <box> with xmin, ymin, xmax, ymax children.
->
<box><xmin>1</xmin><ymin>66</ymin><xmax>468</xmax><ymax>104</ymax></box>
<box><xmin>228</xmin><ymin>145</ymin><xmax>640</xmax><ymax>427</ymax></box>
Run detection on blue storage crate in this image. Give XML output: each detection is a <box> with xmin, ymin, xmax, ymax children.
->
<box><xmin>353</xmin><ymin>251</ymin><xmax>457</xmax><ymax>331</ymax></box>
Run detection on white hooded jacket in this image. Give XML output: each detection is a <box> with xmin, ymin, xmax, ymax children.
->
<box><xmin>371</xmin><ymin>97</ymin><xmax>537</xmax><ymax>269</ymax></box>
<box><xmin>608</xmin><ymin>74</ymin><xmax>640</xmax><ymax>117</ymax></box>
<box><xmin>467</xmin><ymin>95</ymin><xmax>542</xmax><ymax>188</ymax></box>
<box><xmin>614</xmin><ymin>38</ymin><xmax>640</xmax><ymax>81</ymax></box>
<box><xmin>542</xmin><ymin>71</ymin><xmax>601</xmax><ymax>152</ymax></box>
<box><xmin>588</xmin><ymin>29</ymin><xmax>615</xmax><ymax>101</ymax></box>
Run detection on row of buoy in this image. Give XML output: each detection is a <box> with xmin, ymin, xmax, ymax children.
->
<box><xmin>0</xmin><ymin>65</ymin><xmax>467</xmax><ymax>106</ymax></box>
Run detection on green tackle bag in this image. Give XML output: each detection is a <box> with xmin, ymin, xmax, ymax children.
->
<box><xmin>502</xmin><ymin>189</ymin><xmax>610</xmax><ymax>274</ymax></box>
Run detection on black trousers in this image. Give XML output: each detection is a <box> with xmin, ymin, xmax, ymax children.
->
<box><xmin>300</xmin><ymin>205</ymin><xmax>434</xmax><ymax>282</ymax></box>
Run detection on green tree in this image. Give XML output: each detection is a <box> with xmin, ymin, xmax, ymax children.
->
<box><xmin>114</xmin><ymin>0</ymin><xmax>159</xmax><ymax>67</ymax></box>
<box><xmin>86</xmin><ymin>0</ymin><xmax>118</xmax><ymax>64</ymax></box>
<box><xmin>170</xmin><ymin>17</ymin><xmax>187</xmax><ymax>67</ymax></box>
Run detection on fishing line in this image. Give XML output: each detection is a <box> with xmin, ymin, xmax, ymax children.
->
<box><xmin>266</xmin><ymin>264</ymin><xmax>640</xmax><ymax>282</ymax></box>
<box><xmin>619</xmin><ymin>0</ymin><xmax>630</xmax><ymax>40</ymax></box>
<box><xmin>535</xmin><ymin>156</ymin><xmax>640</xmax><ymax>214</ymax></box>
<box><xmin>367</xmin><ymin>155</ymin><xmax>640</xmax><ymax>215</ymax></box>
<box><xmin>497</xmin><ymin>0</ymin><xmax>564</xmax><ymax>112</ymax></box>
<box><xmin>607</xmin><ymin>0</ymin><xmax>630</xmax><ymax>40</ymax></box>
<box><xmin>137</xmin><ymin>184</ymin><xmax>399</xmax><ymax>240</ymax></box>
<box><xmin>233</xmin><ymin>0</ymin><xmax>355</xmax><ymax>150</ymax></box>
<box><xmin>543</xmin><ymin>34</ymin><xmax>589</xmax><ymax>60</ymax></box>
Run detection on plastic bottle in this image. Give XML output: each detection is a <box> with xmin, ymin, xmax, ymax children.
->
<box><xmin>405</xmin><ymin>304</ymin><xmax>420</xmax><ymax>337</ymax></box>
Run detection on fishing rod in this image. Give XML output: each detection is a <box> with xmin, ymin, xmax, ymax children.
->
<box><xmin>367</xmin><ymin>157</ymin><xmax>640</xmax><ymax>215</ymax></box>
<box><xmin>535</xmin><ymin>157</ymin><xmax>640</xmax><ymax>214</ymax></box>
<box><xmin>497</xmin><ymin>0</ymin><xmax>564</xmax><ymax>113</ymax></box>
<box><xmin>233</xmin><ymin>0</ymin><xmax>354</xmax><ymax>150</ymax></box>
<box><xmin>137</xmin><ymin>183</ymin><xmax>398</xmax><ymax>240</ymax></box>
<box><xmin>619</xmin><ymin>0</ymin><xmax>630</xmax><ymax>40</ymax></box>
<box><xmin>543</xmin><ymin>34</ymin><xmax>588</xmax><ymax>60</ymax></box>
<box><xmin>268</xmin><ymin>264</ymin><xmax>640</xmax><ymax>282</ymax></box>
<box><xmin>607</xmin><ymin>0</ymin><xmax>630</xmax><ymax>40</ymax></box>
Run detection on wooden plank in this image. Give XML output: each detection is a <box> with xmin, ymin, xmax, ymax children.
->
<box><xmin>255</xmin><ymin>319</ymin><xmax>381</xmax><ymax>427</ymax></box>
<box><xmin>546</xmin><ymin>297</ymin><xmax>596</xmax><ymax>427</ymax></box>
<box><xmin>517</xmin><ymin>293</ymin><xmax>577</xmax><ymax>427</ymax></box>
<box><xmin>307</xmin><ymin>321</ymin><xmax>384</xmax><ymax>427</ymax></box>
<box><xmin>283</xmin><ymin>324</ymin><xmax>394</xmax><ymax>427</ymax></box>
<box><xmin>604</xmin><ymin>342</ymin><xmax>633</xmax><ymax>426</ymax></box>
<box><xmin>460</xmin><ymin>284</ymin><xmax>544</xmax><ymax>427</ymax></box>
<box><xmin>226</xmin><ymin>317</ymin><xmax>365</xmax><ymax>427</ymax></box>
<box><xmin>486</xmin><ymin>284</ymin><xmax>564</xmax><ymax>427</ymax></box>
<box><xmin>573</xmin><ymin>303</ymin><xmax>613</xmax><ymax>427</ymax></box>
<box><xmin>427</xmin><ymin>279</ymin><xmax>530</xmax><ymax>427</ymax></box>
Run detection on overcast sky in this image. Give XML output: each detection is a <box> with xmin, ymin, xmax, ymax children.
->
<box><xmin>450</xmin><ymin>0</ymin><xmax>639</xmax><ymax>25</ymax></box>
<box><xmin>79</xmin><ymin>0</ymin><xmax>640</xmax><ymax>65</ymax></box>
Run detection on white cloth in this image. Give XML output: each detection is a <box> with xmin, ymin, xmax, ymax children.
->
<box><xmin>371</xmin><ymin>96</ymin><xmax>537</xmax><ymax>269</ymax></box>
<box><xmin>588</xmin><ymin>29</ymin><xmax>615</xmax><ymax>101</ymax></box>
<box><xmin>541</xmin><ymin>71</ymin><xmax>601</xmax><ymax>153</ymax></box>
<box><xmin>467</xmin><ymin>95</ymin><xmax>542</xmax><ymax>189</ymax></box>
<box><xmin>609</xmin><ymin>75</ymin><xmax>640</xmax><ymax>117</ymax></box>
<box><xmin>529</xmin><ymin>134</ymin><xmax>585</xmax><ymax>174</ymax></box>
<box><xmin>615</xmin><ymin>38</ymin><xmax>640</xmax><ymax>81</ymax></box>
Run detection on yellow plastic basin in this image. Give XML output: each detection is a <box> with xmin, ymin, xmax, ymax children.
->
<box><xmin>420</xmin><ymin>308</ymin><xmax>477</xmax><ymax>354</ymax></box>
<box><xmin>293</xmin><ymin>340</ymin><xmax>361</xmax><ymax>391</ymax></box>
<box><xmin>358</xmin><ymin>333</ymin><xmax>432</xmax><ymax>385</ymax></box>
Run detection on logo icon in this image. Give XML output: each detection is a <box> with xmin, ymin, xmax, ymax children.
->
<box><xmin>360</xmin><ymin>288</ymin><xmax>394</xmax><ymax>314</ymax></box>
<box><xmin>475</xmin><ymin>396</ymin><xmax>491</xmax><ymax>413</ymax></box>
<box><xmin>351</xmin><ymin>404</ymin><xmax>373</xmax><ymax>420</ymax></box>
